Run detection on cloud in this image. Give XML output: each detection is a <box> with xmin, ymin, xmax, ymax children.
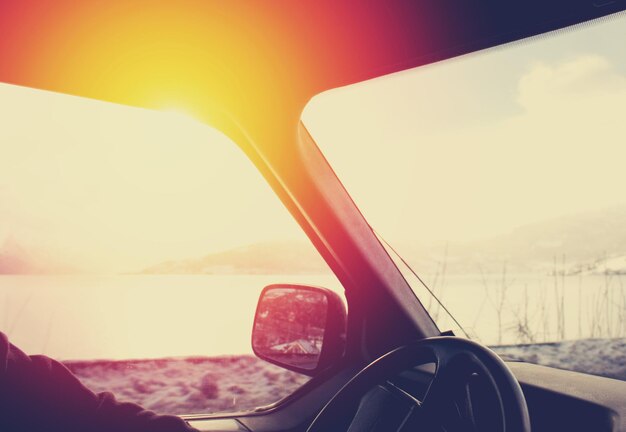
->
<box><xmin>517</xmin><ymin>54</ymin><xmax>626</xmax><ymax>111</ymax></box>
<box><xmin>385</xmin><ymin>54</ymin><xmax>626</xmax><ymax>242</ymax></box>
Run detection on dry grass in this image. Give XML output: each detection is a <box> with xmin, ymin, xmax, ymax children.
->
<box><xmin>65</xmin><ymin>355</ymin><xmax>308</xmax><ymax>415</ymax></box>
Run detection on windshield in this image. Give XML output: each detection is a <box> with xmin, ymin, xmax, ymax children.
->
<box><xmin>304</xmin><ymin>13</ymin><xmax>626</xmax><ymax>381</ymax></box>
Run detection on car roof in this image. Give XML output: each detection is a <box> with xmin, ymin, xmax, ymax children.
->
<box><xmin>1</xmin><ymin>1</ymin><xmax>624</xmax><ymax>148</ymax></box>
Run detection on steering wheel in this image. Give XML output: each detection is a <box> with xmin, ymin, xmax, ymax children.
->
<box><xmin>307</xmin><ymin>336</ymin><xmax>530</xmax><ymax>432</ymax></box>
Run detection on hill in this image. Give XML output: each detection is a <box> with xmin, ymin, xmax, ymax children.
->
<box><xmin>0</xmin><ymin>237</ymin><xmax>40</xmax><ymax>274</ymax></box>
<box><xmin>139</xmin><ymin>241</ymin><xmax>328</xmax><ymax>275</ymax></box>
<box><xmin>0</xmin><ymin>236</ymin><xmax>73</xmax><ymax>274</ymax></box>
<box><xmin>398</xmin><ymin>205</ymin><xmax>626</xmax><ymax>274</ymax></box>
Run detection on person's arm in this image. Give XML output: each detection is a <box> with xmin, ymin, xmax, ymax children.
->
<box><xmin>0</xmin><ymin>332</ymin><xmax>197</xmax><ymax>432</ymax></box>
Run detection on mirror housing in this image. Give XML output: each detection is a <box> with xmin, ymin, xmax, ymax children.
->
<box><xmin>252</xmin><ymin>284</ymin><xmax>346</xmax><ymax>376</ymax></box>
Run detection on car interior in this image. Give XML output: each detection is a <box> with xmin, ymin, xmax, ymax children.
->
<box><xmin>1</xmin><ymin>1</ymin><xmax>625</xmax><ymax>431</ymax></box>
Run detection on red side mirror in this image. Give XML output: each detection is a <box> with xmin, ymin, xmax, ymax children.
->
<box><xmin>252</xmin><ymin>284</ymin><xmax>346</xmax><ymax>376</ymax></box>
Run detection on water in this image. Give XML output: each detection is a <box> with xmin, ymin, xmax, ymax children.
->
<box><xmin>1</xmin><ymin>273</ymin><xmax>623</xmax><ymax>360</ymax></box>
<box><xmin>416</xmin><ymin>273</ymin><xmax>626</xmax><ymax>346</ymax></box>
<box><xmin>0</xmin><ymin>274</ymin><xmax>341</xmax><ymax>360</ymax></box>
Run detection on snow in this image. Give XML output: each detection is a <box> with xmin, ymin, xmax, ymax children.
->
<box><xmin>493</xmin><ymin>338</ymin><xmax>626</xmax><ymax>381</ymax></box>
<box><xmin>592</xmin><ymin>255</ymin><xmax>626</xmax><ymax>275</ymax></box>
<box><xmin>64</xmin><ymin>355</ymin><xmax>308</xmax><ymax>415</ymax></box>
<box><xmin>64</xmin><ymin>338</ymin><xmax>625</xmax><ymax>416</ymax></box>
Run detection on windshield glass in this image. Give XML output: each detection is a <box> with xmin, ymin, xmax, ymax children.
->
<box><xmin>304</xmin><ymin>13</ymin><xmax>626</xmax><ymax>381</ymax></box>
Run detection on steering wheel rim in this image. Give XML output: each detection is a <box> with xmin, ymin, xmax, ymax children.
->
<box><xmin>307</xmin><ymin>336</ymin><xmax>530</xmax><ymax>432</ymax></box>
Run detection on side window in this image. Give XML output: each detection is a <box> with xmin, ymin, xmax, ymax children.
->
<box><xmin>0</xmin><ymin>83</ymin><xmax>342</xmax><ymax>415</ymax></box>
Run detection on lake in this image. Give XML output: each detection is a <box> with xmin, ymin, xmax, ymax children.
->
<box><xmin>0</xmin><ymin>274</ymin><xmax>341</xmax><ymax>360</ymax></box>
<box><xmin>0</xmin><ymin>273</ymin><xmax>623</xmax><ymax>360</ymax></box>
<box><xmin>413</xmin><ymin>272</ymin><xmax>626</xmax><ymax>346</ymax></box>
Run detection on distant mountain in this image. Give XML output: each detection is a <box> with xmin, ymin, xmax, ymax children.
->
<box><xmin>584</xmin><ymin>254</ymin><xmax>626</xmax><ymax>275</ymax></box>
<box><xmin>396</xmin><ymin>205</ymin><xmax>626</xmax><ymax>275</ymax></box>
<box><xmin>0</xmin><ymin>236</ymin><xmax>73</xmax><ymax>274</ymax></box>
<box><xmin>0</xmin><ymin>237</ymin><xmax>41</xmax><ymax>274</ymax></box>
<box><xmin>479</xmin><ymin>205</ymin><xmax>626</xmax><ymax>264</ymax></box>
<box><xmin>139</xmin><ymin>241</ymin><xmax>329</xmax><ymax>275</ymax></box>
<box><xmin>140</xmin><ymin>206</ymin><xmax>626</xmax><ymax>275</ymax></box>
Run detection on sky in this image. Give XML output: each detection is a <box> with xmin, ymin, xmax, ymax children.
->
<box><xmin>304</xmin><ymin>13</ymin><xmax>626</xmax><ymax>246</ymax></box>
<box><xmin>1</xmin><ymin>13</ymin><xmax>625</xmax><ymax>272</ymax></box>
<box><xmin>0</xmin><ymin>86</ymin><xmax>305</xmax><ymax>273</ymax></box>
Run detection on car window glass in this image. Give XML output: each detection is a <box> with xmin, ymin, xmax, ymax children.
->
<box><xmin>0</xmin><ymin>84</ymin><xmax>343</xmax><ymax>414</ymax></box>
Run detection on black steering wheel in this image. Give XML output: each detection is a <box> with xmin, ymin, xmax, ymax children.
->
<box><xmin>307</xmin><ymin>336</ymin><xmax>530</xmax><ymax>432</ymax></box>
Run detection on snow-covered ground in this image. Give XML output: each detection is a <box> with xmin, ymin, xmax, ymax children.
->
<box><xmin>65</xmin><ymin>338</ymin><xmax>625</xmax><ymax>416</ymax></box>
<box><xmin>493</xmin><ymin>338</ymin><xmax>626</xmax><ymax>381</ymax></box>
<box><xmin>65</xmin><ymin>355</ymin><xmax>308</xmax><ymax>415</ymax></box>
<box><xmin>590</xmin><ymin>255</ymin><xmax>626</xmax><ymax>275</ymax></box>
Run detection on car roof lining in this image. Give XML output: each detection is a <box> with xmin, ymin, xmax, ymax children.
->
<box><xmin>1</xmin><ymin>1</ymin><xmax>625</xmax><ymax>146</ymax></box>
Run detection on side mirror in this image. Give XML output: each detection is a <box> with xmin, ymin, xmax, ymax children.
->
<box><xmin>252</xmin><ymin>284</ymin><xmax>346</xmax><ymax>376</ymax></box>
